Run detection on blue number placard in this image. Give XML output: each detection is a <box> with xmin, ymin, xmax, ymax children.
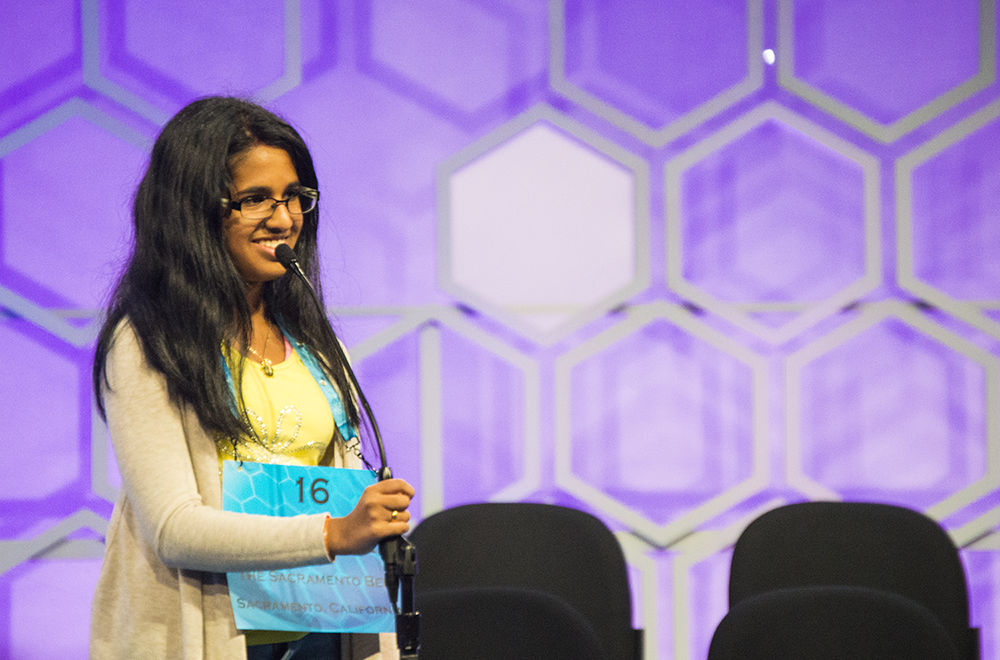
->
<box><xmin>222</xmin><ymin>461</ymin><xmax>395</xmax><ymax>633</ymax></box>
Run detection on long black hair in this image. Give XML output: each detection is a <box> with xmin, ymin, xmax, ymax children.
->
<box><xmin>93</xmin><ymin>96</ymin><xmax>364</xmax><ymax>444</ymax></box>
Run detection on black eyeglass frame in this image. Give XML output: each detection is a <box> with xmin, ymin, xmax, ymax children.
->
<box><xmin>221</xmin><ymin>187</ymin><xmax>320</xmax><ymax>219</ymax></box>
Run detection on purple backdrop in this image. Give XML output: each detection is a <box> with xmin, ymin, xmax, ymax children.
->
<box><xmin>2</xmin><ymin>1</ymin><xmax>1000</xmax><ymax>658</ymax></box>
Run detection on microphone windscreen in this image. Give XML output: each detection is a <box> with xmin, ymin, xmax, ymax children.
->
<box><xmin>275</xmin><ymin>243</ymin><xmax>297</xmax><ymax>269</ymax></box>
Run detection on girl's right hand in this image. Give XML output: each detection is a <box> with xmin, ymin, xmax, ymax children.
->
<box><xmin>323</xmin><ymin>478</ymin><xmax>415</xmax><ymax>556</ymax></box>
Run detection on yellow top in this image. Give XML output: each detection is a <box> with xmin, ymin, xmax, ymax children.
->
<box><xmin>217</xmin><ymin>339</ymin><xmax>337</xmax><ymax>647</ymax></box>
<box><xmin>216</xmin><ymin>341</ymin><xmax>335</xmax><ymax>468</ymax></box>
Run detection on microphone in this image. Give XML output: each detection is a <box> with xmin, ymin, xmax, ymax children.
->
<box><xmin>275</xmin><ymin>242</ymin><xmax>306</xmax><ymax>280</ymax></box>
<box><xmin>276</xmin><ymin>243</ymin><xmax>419</xmax><ymax>657</ymax></box>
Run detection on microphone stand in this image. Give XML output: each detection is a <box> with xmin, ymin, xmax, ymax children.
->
<box><xmin>378</xmin><ymin>467</ymin><xmax>420</xmax><ymax>659</ymax></box>
<box><xmin>275</xmin><ymin>244</ymin><xmax>419</xmax><ymax>658</ymax></box>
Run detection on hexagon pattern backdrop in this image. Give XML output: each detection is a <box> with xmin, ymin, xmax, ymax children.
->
<box><xmin>2</xmin><ymin>0</ymin><xmax>1000</xmax><ymax>658</ymax></box>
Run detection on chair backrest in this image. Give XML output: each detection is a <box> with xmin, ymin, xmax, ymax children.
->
<box><xmin>729</xmin><ymin>501</ymin><xmax>978</xmax><ymax>659</ymax></box>
<box><xmin>409</xmin><ymin>502</ymin><xmax>641</xmax><ymax>660</ymax></box>
<box><xmin>418</xmin><ymin>586</ymin><xmax>609</xmax><ymax>660</ymax></box>
<box><xmin>709</xmin><ymin>585</ymin><xmax>960</xmax><ymax>660</ymax></box>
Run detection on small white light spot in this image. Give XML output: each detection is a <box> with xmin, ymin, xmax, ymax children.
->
<box><xmin>763</xmin><ymin>49</ymin><xmax>775</xmax><ymax>65</ymax></box>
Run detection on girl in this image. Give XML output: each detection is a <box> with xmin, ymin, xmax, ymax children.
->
<box><xmin>90</xmin><ymin>97</ymin><xmax>412</xmax><ymax>660</ymax></box>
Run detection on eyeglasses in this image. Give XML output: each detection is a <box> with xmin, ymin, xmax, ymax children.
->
<box><xmin>222</xmin><ymin>187</ymin><xmax>319</xmax><ymax>220</ymax></box>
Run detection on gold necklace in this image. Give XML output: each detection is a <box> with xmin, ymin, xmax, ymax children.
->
<box><xmin>246</xmin><ymin>324</ymin><xmax>275</xmax><ymax>377</ymax></box>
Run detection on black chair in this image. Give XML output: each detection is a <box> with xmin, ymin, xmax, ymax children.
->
<box><xmin>708</xmin><ymin>585</ymin><xmax>960</xmax><ymax>660</ymax></box>
<box><xmin>409</xmin><ymin>502</ymin><xmax>642</xmax><ymax>660</ymax></box>
<box><xmin>418</xmin><ymin>586</ymin><xmax>609</xmax><ymax>660</ymax></box>
<box><xmin>728</xmin><ymin>501</ymin><xmax>979</xmax><ymax>659</ymax></box>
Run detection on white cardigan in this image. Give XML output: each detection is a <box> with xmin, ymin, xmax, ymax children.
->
<box><xmin>89</xmin><ymin>323</ymin><xmax>394</xmax><ymax>660</ymax></box>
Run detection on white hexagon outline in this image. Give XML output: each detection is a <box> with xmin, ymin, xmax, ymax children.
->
<box><xmin>340</xmin><ymin>305</ymin><xmax>542</xmax><ymax>520</ymax></box>
<box><xmin>0</xmin><ymin>287</ymin><xmax>97</xmax><ymax>349</ymax></box>
<box><xmin>0</xmin><ymin>509</ymin><xmax>108</xmax><ymax>576</ymax></box>
<box><xmin>614</xmin><ymin>532</ymin><xmax>658</xmax><ymax>660</ymax></box>
<box><xmin>355</xmin><ymin>0</ymin><xmax>546</xmax><ymax>126</ymax></box>
<box><xmin>669</xmin><ymin>498</ymin><xmax>786</xmax><ymax>660</ymax></box>
<box><xmin>554</xmin><ymin>301</ymin><xmax>770</xmax><ymax>549</ymax></box>
<box><xmin>963</xmin><ymin>526</ymin><xmax>1000</xmax><ymax>549</ymax></box>
<box><xmin>778</xmin><ymin>0</ymin><xmax>997</xmax><ymax>144</ymax></box>
<box><xmin>895</xmin><ymin>100</ymin><xmax>1000</xmax><ymax>552</ymax></box>
<box><xmin>665</xmin><ymin>100</ymin><xmax>882</xmax><ymax>345</ymax></box>
<box><xmin>896</xmin><ymin>97</ymin><xmax>1000</xmax><ymax>340</ymax></box>
<box><xmin>1</xmin><ymin>101</ymin><xmax>125</xmax><ymax>506</ymax></box>
<box><xmin>0</xmin><ymin>97</ymin><xmax>148</xmax><ymax>342</ymax></box>
<box><xmin>0</xmin><ymin>96</ymin><xmax>149</xmax><ymax>165</ymax></box>
<box><xmin>0</xmin><ymin>314</ymin><xmax>100</xmax><ymax>514</ymax></box>
<box><xmin>82</xmin><ymin>0</ymin><xmax>304</xmax><ymax>126</ymax></box>
<box><xmin>956</xmin><ymin>509</ymin><xmax>1000</xmax><ymax>548</ymax></box>
<box><xmin>785</xmin><ymin>301</ymin><xmax>1000</xmax><ymax>521</ymax></box>
<box><xmin>549</xmin><ymin>0</ymin><xmax>764</xmax><ymax>147</ymax></box>
<box><xmin>437</xmin><ymin>103</ymin><xmax>651</xmax><ymax>346</ymax></box>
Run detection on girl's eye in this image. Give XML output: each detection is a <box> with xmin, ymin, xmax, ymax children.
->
<box><xmin>240</xmin><ymin>195</ymin><xmax>269</xmax><ymax>207</ymax></box>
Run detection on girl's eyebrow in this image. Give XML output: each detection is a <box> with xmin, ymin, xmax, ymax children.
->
<box><xmin>233</xmin><ymin>185</ymin><xmax>268</xmax><ymax>197</ymax></box>
<box><xmin>233</xmin><ymin>182</ymin><xmax>302</xmax><ymax>197</ymax></box>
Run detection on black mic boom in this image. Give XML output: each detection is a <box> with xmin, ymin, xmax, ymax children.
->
<box><xmin>275</xmin><ymin>242</ymin><xmax>306</xmax><ymax>280</ymax></box>
<box><xmin>275</xmin><ymin>243</ymin><xmax>419</xmax><ymax>657</ymax></box>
